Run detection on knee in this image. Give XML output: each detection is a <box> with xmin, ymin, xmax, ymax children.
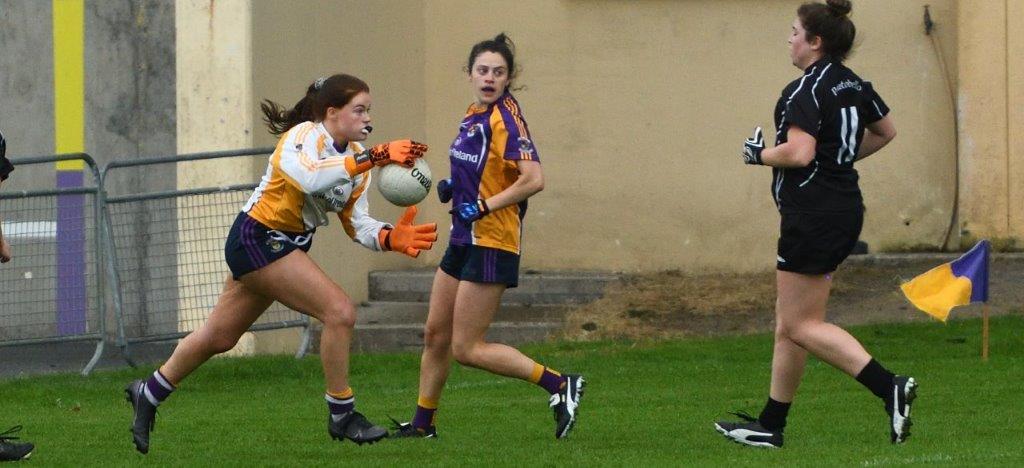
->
<box><xmin>774</xmin><ymin>321</ymin><xmax>792</xmax><ymax>341</ymax></box>
<box><xmin>196</xmin><ymin>329</ymin><xmax>241</xmax><ymax>355</ymax></box>
<box><xmin>450</xmin><ymin>339</ymin><xmax>480</xmax><ymax>367</ymax></box>
<box><xmin>320</xmin><ymin>300</ymin><xmax>357</xmax><ymax>330</ymax></box>
<box><xmin>777</xmin><ymin>319</ymin><xmax>815</xmax><ymax>345</ymax></box>
<box><xmin>422</xmin><ymin>324</ymin><xmax>452</xmax><ymax>352</ymax></box>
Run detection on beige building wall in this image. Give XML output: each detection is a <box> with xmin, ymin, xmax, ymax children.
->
<box><xmin>246</xmin><ymin>0</ymin><xmax>960</xmax><ymax>278</ymax></box>
<box><xmin>1012</xmin><ymin>1</ymin><xmax>1024</xmax><ymax>237</ymax></box>
<box><xmin>173</xmin><ymin>0</ymin><xmax>975</xmax><ymax>315</ymax></box>
<box><xmin>176</xmin><ymin>0</ymin><xmax>257</xmax><ymax>353</ymax></box>
<box><xmin>171</xmin><ymin>0</ymin><xmax>1024</xmax><ymax>353</ymax></box>
<box><xmin>251</xmin><ymin>0</ymin><xmax>429</xmax><ymax>303</ymax></box>
<box><xmin>957</xmin><ymin>0</ymin><xmax>1024</xmax><ymax>242</ymax></box>
<box><xmin>415</xmin><ymin>0</ymin><xmax>959</xmax><ymax>272</ymax></box>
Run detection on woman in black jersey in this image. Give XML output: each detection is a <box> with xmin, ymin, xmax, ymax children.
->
<box><xmin>715</xmin><ymin>0</ymin><xmax>916</xmax><ymax>448</ymax></box>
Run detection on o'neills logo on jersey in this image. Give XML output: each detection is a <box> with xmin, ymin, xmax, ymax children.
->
<box><xmin>831</xmin><ymin>79</ymin><xmax>862</xmax><ymax>96</ymax></box>
<box><xmin>450</xmin><ymin>148</ymin><xmax>479</xmax><ymax>163</ymax></box>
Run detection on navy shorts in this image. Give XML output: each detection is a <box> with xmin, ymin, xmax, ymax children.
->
<box><xmin>224</xmin><ymin>212</ymin><xmax>314</xmax><ymax>279</ymax></box>
<box><xmin>777</xmin><ymin>210</ymin><xmax>863</xmax><ymax>275</ymax></box>
<box><xmin>439</xmin><ymin>244</ymin><xmax>520</xmax><ymax>288</ymax></box>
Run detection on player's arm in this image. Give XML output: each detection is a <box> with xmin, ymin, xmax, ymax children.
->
<box><xmin>742</xmin><ymin>126</ymin><xmax>816</xmax><ymax>168</ymax></box>
<box><xmin>276</xmin><ymin>125</ymin><xmax>355</xmax><ymax>194</ymax></box>
<box><xmin>343</xmin><ymin>140</ymin><xmax>428</xmax><ymax>177</ymax></box>
<box><xmin>855</xmin><ymin>115</ymin><xmax>896</xmax><ymax>162</ymax></box>
<box><xmin>277</xmin><ymin>126</ymin><xmax>427</xmax><ymax>194</ymax></box>
<box><xmin>336</xmin><ymin>173</ymin><xmax>390</xmax><ymax>251</ymax></box>
<box><xmin>487</xmin><ymin>160</ymin><xmax>543</xmax><ymax>211</ymax></box>
<box><xmin>450</xmin><ymin>160</ymin><xmax>543</xmax><ymax>225</ymax></box>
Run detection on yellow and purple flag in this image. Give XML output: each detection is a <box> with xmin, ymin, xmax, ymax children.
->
<box><xmin>899</xmin><ymin>240</ymin><xmax>990</xmax><ymax>322</ymax></box>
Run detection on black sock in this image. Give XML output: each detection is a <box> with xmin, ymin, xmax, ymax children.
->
<box><xmin>757</xmin><ymin>397</ymin><xmax>791</xmax><ymax>431</ymax></box>
<box><xmin>855</xmin><ymin>358</ymin><xmax>896</xmax><ymax>401</ymax></box>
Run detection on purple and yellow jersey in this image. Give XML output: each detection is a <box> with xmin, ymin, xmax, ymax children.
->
<box><xmin>243</xmin><ymin>121</ymin><xmax>389</xmax><ymax>251</ymax></box>
<box><xmin>448</xmin><ymin>92</ymin><xmax>539</xmax><ymax>254</ymax></box>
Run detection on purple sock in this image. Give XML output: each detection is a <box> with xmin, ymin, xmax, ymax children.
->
<box><xmin>411</xmin><ymin>405</ymin><xmax>436</xmax><ymax>430</ymax></box>
<box><xmin>144</xmin><ymin>369</ymin><xmax>175</xmax><ymax>406</ymax></box>
<box><xmin>537</xmin><ymin>367</ymin><xmax>566</xmax><ymax>395</ymax></box>
<box><xmin>326</xmin><ymin>389</ymin><xmax>355</xmax><ymax>421</ymax></box>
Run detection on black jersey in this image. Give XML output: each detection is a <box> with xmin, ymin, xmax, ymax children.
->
<box><xmin>771</xmin><ymin>57</ymin><xmax>889</xmax><ymax>213</ymax></box>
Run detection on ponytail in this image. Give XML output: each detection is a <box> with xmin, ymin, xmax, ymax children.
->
<box><xmin>260</xmin><ymin>74</ymin><xmax>370</xmax><ymax>136</ymax></box>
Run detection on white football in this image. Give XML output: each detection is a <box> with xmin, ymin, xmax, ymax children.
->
<box><xmin>377</xmin><ymin>158</ymin><xmax>432</xmax><ymax>207</ymax></box>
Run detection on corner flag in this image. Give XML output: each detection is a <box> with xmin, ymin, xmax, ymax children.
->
<box><xmin>899</xmin><ymin>240</ymin><xmax>990</xmax><ymax>322</ymax></box>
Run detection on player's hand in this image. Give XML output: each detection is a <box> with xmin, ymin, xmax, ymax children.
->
<box><xmin>381</xmin><ymin>206</ymin><xmax>437</xmax><ymax>258</ymax></box>
<box><xmin>346</xmin><ymin>139</ymin><xmax>428</xmax><ymax>176</ymax></box>
<box><xmin>450</xmin><ymin>199</ymin><xmax>489</xmax><ymax>225</ymax></box>
<box><xmin>741</xmin><ymin>127</ymin><xmax>765</xmax><ymax>165</ymax></box>
<box><xmin>436</xmin><ymin>178</ymin><xmax>453</xmax><ymax>203</ymax></box>
<box><xmin>368</xmin><ymin>139</ymin><xmax>428</xmax><ymax>167</ymax></box>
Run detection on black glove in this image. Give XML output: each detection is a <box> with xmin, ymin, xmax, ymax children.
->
<box><xmin>450</xmin><ymin>199</ymin><xmax>489</xmax><ymax>226</ymax></box>
<box><xmin>741</xmin><ymin>127</ymin><xmax>765</xmax><ymax>165</ymax></box>
<box><xmin>436</xmin><ymin>178</ymin><xmax>453</xmax><ymax>203</ymax></box>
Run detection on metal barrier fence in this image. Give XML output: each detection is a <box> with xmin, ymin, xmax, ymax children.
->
<box><xmin>1</xmin><ymin>148</ymin><xmax>312</xmax><ymax>375</ymax></box>
<box><xmin>102</xmin><ymin>148</ymin><xmax>311</xmax><ymax>363</ymax></box>
<box><xmin>0</xmin><ymin>154</ymin><xmax>107</xmax><ymax>374</ymax></box>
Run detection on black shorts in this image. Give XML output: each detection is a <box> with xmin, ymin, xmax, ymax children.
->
<box><xmin>439</xmin><ymin>244</ymin><xmax>520</xmax><ymax>288</ymax></box>
<box><xmin>777</xmin><ymin>210</ymin><xmax>863</xmax><ymax>275</ymax></box>
<box><xmin>224</xmin><ymin>212</ymin><xmax>314</xmax><ymax>279</ymax></box>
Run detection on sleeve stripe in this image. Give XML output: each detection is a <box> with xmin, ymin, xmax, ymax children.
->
<box><xmin>294</xmin><ymin>122</ymin><xmax>315</xmax><ymax>143</ymax></box>
<box><xmin>291</xmin><ymin>125</ymin><xmax>346</xmax><ymax>172</ymax></box>
<box><xmin>340</xmin><ymin>171</ymin><xmax>371</xmax><ymax>239</ymax></box>
<box><xmin>501</xmin><ymin>97</ymin><xmax>530</xmax><ymax>138</ymax></box>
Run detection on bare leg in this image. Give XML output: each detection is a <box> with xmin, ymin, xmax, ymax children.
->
<box><xmin>160</xmin><ymin>275</ymin><xmax>273</xmax><ymax>385</ymax></box>
<box><xmin>417</xmin><ymin>269</ymin><xmax>459</xmax><ymax>402</ymax></box>
<box><xmin>768</xmin><ymin>335</ymin><xmax>808</xmax><ymax>402</ymax></box>
<box><xmin>239</xmin><ymin>250</ymin><xmax>357</xmax><ymax>393</ymax></box>
<box><xmin>449</xmin><ymin>281</ymin><xmax>535</xmax><ymax>380</ymax></box>
<box><xmin>774</xmin><ymin>270</ymin><xmax>872</xmax><ymax>380</ymax></box>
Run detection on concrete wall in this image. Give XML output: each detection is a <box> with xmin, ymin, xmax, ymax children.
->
<box><xmin>0</xmin><ymin>0</ymin><xmax>55</xmax><ymax>162</ymax></box>
<box><xmin>0</xmin><ymin>0</ymin><xmax>176</xmax><ymax>339</ymax></box>
<box><xmin>0</xmin><ymin>0</ymin><xmax>176</xmax><ymax>168</ymax></box>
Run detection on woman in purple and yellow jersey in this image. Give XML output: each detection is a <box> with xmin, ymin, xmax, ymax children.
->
<box><xmin>123</xmin><ymin>74</ymin><xmax>437</xmax><ymax>454</ymax></box>
<box><xmin>392</xmin><ymin>34</ymin><xmax>584</xmax><ymax>440</ymax></box>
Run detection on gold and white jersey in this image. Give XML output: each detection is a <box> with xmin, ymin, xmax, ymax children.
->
<box><xmin>243</xmin><ymin>121</ymin><xmax>388</xmax><ymax>251</ymax></box>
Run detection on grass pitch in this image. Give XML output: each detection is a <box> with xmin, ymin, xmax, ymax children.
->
<box><xmin>2</xmin><ymin>316</ymin><xmax>1022</xmax><ymax>466</ymax></box>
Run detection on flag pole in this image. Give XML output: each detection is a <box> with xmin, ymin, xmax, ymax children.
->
<box><xmin>981</xmin><ymin>243</ymin><xmax>991</xmax><ymax>361</ymax></box>
<box><xmin>982</xmin><ymin>303</ymin><xmax>989</xmax><ymax>361</ymax></box>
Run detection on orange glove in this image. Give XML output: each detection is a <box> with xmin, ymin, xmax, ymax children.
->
<box><xmin>377</xmin><ymin>206</ymin><xmax>437</xmax><ymax>258</ymax></box>
<box><xmin>346</xmin><ymin>139</ymin><xmax>428</xmax><ymax>176</ymax></box>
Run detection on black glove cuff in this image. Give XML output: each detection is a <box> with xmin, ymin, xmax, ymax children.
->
<box><xmin>355</xmin><ymin>150</ymin><xmax>372</xmax><ymax>166</ymax></box>
<box><xmin>477</xmin><ymin>199</ymin><xmax>490</xmax><ymax>216</ymax></box>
